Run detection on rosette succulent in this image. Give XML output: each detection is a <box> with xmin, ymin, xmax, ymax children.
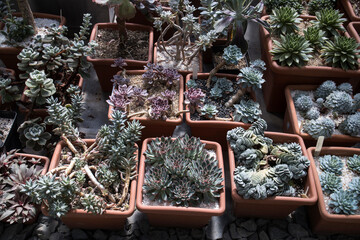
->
<box><xmin>324</xmin><ymin>91</ymin><xmax>354</xmax><ymax>114</ymax></box>
<box><xmin>315</xmin><ymin>80</ymin><xmax>336</xmax><ymax>100</ymax></box>
<box><xmin>269</xmin><ymin>7</ymin><xmax>301</xmax><ymax>35</ymax></box>
<box><xmin>319</xmin><ymin>155</ymin><xmax>343</xmax><ymax>175</ymax></box>
<box><xmin>17</xmin><ymin>118</ymin><xmax>51</xmax><ymax>151</ymax></box>
<box><xmin>338</xmin><ymin>112</ymin><xmax>360</xmax><ymax>137</ymax></box>
<box><xmin>329</xmin><ymin>190</ymin><xmax>358</xmax><ymax>215</ymax></box>
<box><xmin>233</xmin><ymin>100</ymin><xmax>262</xmax><ymax>124</ymax></box>
<box><xmin>303</xmin><ymin>118</ymin><xmax>335</xmax><ymax>139</ymax></box>
<box><xmin>320</xmin><ymin>172</ymin><xmax>341</xmax><ymax>194</ymax></box>
<box><xmin>24</xmin><ymin>70</ymin><xmax>56</xmax><ymax>106</ymax></box>
<box><xmin>200</xmin><ymin>104</ymin><xmax>218</xmax><ymax>120</ymax></box>
<box><xmin>222</xmin><ymin>45</ymin><xmax>243</xmax><ymax>65</ymax></box>
<box><xmin>347</xmin><ymin>155</ymin><xmax>360</xmax><ymax>174</ymax></box>
<box><xmin>237</xmin><ymin>67</ymin><xmax>265</xmax><ymax>90</ymax></box>
<box><xmin>312</xmin><ymin>9</ymin><xmax>346</xmax><ymax>37</ymax></box>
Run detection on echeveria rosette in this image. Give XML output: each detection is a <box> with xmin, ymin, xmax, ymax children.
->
<box><xmin>329</xmin><ymin>190</ymin><xmax>359</xmax><ymax>215</ymax></box>
<box><xmin>18</xmin><ymin>117</ymin><xmax>51</xmax><ymax>152</ymax></box>
<box><xmin>222</xmin><ymin>45</ymin><xmax>243</xmax><ymax>65</ymax></box>
<box><xmin>200</xmin><ymin>104</ymin><xmax>218</xmax><ymax>120</ymax></box>
<box><xmin>319</xmin><ymin>155</ymin><xmax>343</xmax><ymax>175</ymax></box>
<box><xmin>237</xmin><ymin>67</ymin><xmax>265</xmax><ymax>91</ymax></box>
<box><xmin>319</xmin><ymin>172</ymin><xmax>341</xmax><ymax>195</ymax></box>
<box><xmin>347</xmin><ymin>154</ymin><xmax>360</xmax><ymax>174</ymax></box>
<box><xmin>149</xmin><ymin>96</ymin><xmax>170</xmax><ymax>120</ymax></box>
<box><xmin>233</xmin><ymin>99</ymin><xmax>262</xmax><ymax>124</ymax></box>
<box><xmin>349</xmin><ymin>177</ymin><xmax>360</xmax><ymax>197</ymax></box>
<box><xmin>303</xmin><ymin>117</ymin><xmax>335</xmax><ymax>139</ymax></box>
<box><xmin>24</xmin><ymin>70</ymin><xmax>56</xmax><ymax>106</ymax></box>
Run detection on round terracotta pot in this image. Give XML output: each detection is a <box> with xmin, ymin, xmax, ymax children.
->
<box><xmin>42</xmin><ymin>139</ymin><xmax>138</xmax><ymax>230</ymax></box>
<box><xmin>87</xmin><ymin>23</ymin><xmax>154</xmax><ymax>92</ymax></box>
<box><xmin>340</xmin><ymin>0</ymin><xmax>360</xmax><ymax>21</ymax></box>
<box><xmin>1</xmin><ymin>152</ymin><xmax>49</xmax><ymax>224</ymax></box>
<box><xmin>307</xmin><ymin>147</ymin><xmax>360</xmax><ymax>234</ymax></box>
<box><xmin>259</xmin><ymin>15</ymin><xmax>360</xmax><ymax>113</ymax></box>
<box><xmin>228</xmin><ymin>132</ymin><xmax>317</xmax><ymax>218</ymax></box>
<box><xmin>284</xmin><ymin>85</ymin><xmax>360</xmax><ymax>147</ymax></box>
<box><xmin>185</xmin><ymin>73</ymin><xmax>256</xmax><ymax>148</ymax></box>
<box><xmin>347</xmin><ymin>22</ymin><xmax>360</xmax><ymax>44</ymax></box>
<box><xmin>136</xmin><ymin>138</ymin><xmax>226</xmax><ymax>228</ymax></box>
<box><xmin>108</xmin><ymin>70</ymin><xmax>184</xmax><ymax>141</ymax></box>
<box><xmin>0</xmin><ymin>12</ymin><xmax>66</xmax><ymax>78</ymax></box>
<box><xmin>153</xmin><ymin>42</ymin><xmax>203</xmax><ymax>78</ymax></box>
<box><xmin>18</xmin><ymin>74</ymin><xmax>84</xmax><ymax>119</ymax></box>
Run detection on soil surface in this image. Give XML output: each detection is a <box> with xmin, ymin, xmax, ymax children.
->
<box><xmin>350</xmin><ymin>0</ymin><xmax>360</xmax><ymax>16</ymax></box>
<box><xmin>190</xmin><ymin>78</ymin><xmax>252</xmax><ymax>120</ymax></box>
<box><xmin>0</xmin><ymin>117</ymin><xmax>14</xmax><ymax>144</ymax></box>
<box><xmin>94</xmin><ymin>29</ymin><xmax>149</xmax><ymax>60</ymax></box>
<box><xmin>213</xmin><ymin>52</ymin><xmax>247</xmax><ymax>71</ymax></box>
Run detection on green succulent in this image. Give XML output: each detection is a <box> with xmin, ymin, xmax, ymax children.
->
<box><xmin>347</xmin><ymin>154</ymin><xmax>360</xmax><ymax>173</ymax></box>
<box><xmin>320</xmin><ymin>172</ymin><xmax>342</xmax><ymax>195</ymax></box>
<box><xmin>237</xmin><ymin>67</ymin><xmax>265</xmax><ymax>90</ymax></box>
<box><xmin>303</xmin><ymin>117</ymin><xmax>335</xmax><ymax>139</ymax></box>
<box><xmin>17</xmin><ymin>118</ymin><xmax>52</xmax><ymax>152</ymax></box>
<box><xmin>200</xmin><ymin>104</ymin><xmax>218</xmax><ymax>120</ymax></box>
<box><xmin>222</xmin><ymin>45</ymin><xmax>243</xmax><ymax>65</ymax></box>
<box><xmin>329</xmin><ymin>190</ymin><xmax>358</xmax><ymax>215</ymax></box>
<box><xmin>269</xmin><ymin>7</ymin><xmax>302</xmax><ymax>35</ymax></box>
<box><xmin>312</xmin><ymin>9</ymin><xmax>346</xmax><ymax>37</ymax></box>
<box><xmin>0</xmin><ymin>77</ymin><xmax>21</xmax><ymax>104</ymax></box>
<box><xmin>270</xmin><ymin>34</ymin><xmax>313</xmax><ymax>67</ymax></box>
<box><xmin>233</xmin><ymin>99</ymin><xmax>262</xmax><ymax>124</ymax></box>
<box><xmin>321</xmin><ymin>36</ymin><xmax>360</xmax><ymax>71</ymax></box>
<box><xmin>303</xmin><ymin>26</ymin><xmax>327</xmax><ymax>49</ymax></box>
<box><xmin>319</xmin><ymin>155</ymin><xmax>343</xmax><ymax>175</ymax></box>
<box><xmin>264</xmin><ymin>0</ymin><xmax>304</xmax><ymax>14</ymax></box>
<box><xmin>24</xmin><ymin>70</ymin><xmax>56</xmax><ymax>106</ymax></box>
<box><xmin>308</xmin><ymin>0</ymin><xmax>336</xmax><ymax>16</ymax></box>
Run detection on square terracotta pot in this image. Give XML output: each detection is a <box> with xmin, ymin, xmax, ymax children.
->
<box><xmin>284</xmin><ymin>85</ymin><xmax>360</xmax><ymax>147</ymax></box>
<box><xmin>259</xmin><ymin>15</ymin><xmax>360</xmax><ymax>113</ymax></box>
<box><xmin>340</xmin><ymin>0</ymin><xmax>360</xmax><ymax>21</ymax></box>
<box><xmin>347</xmin><ymin>22</ymin><xmax>360</xmax><ymax>44</ymax></box>
<box><xmin>87</xmin><ymin>23</ymin><xmax>154</xmax><ymax>92</ymax></box>
<box><xmin>136</xmin><ymin>138</ymin><xmax>226</xmax><ymax>228</ymax></box>
<box><xmin>185</xmin><ymin>73</ymin><xmax>256</xmax><ymax>148</ymax></box>
<box><xmin>228</xmin><ymin>132</ymin><xmax>317</xmax><ymax>218</ymax></box>
<box><xmin>108</xmin><ymin>70</ymin><xmax>184</xmax><ymax>141</ymax></box>
<box><xmin>307</xmin><ymin>147</ymin><xmax>360</xmax><ymax>234</ymax></box>
<box><xmin>42</xmin><ymin>139</ymin><xmax>138</xmax><ymax>230</ymax></box>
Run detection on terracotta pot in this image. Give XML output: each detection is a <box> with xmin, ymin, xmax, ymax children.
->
<box><xmin>0</xmin><ymin>13</ymin><xmax>66</xmax><ymax>78</ymax></box>
<box><xmin>347</xmin><ymin>22</ymin><xmax>360</xmax><ymax>44</ymax></box>
<box><xmin>228</xmin><ymin>132</ymin><xmax>317</xmax><ymax>218</ymax></box>
<box><xmin>185</xmin><ymin>73</ymin><xmax>256</xmax><ymax>148</ymax></box>
<box><xmin>340</xmin><ymin>0</ymin><xmax>360</xmax><ymax>21</ymax></box>
<box><xmin>154</xmin><ymin>42</ymin><xmax>203</xmax><ymax>78</ymax></box>
<box><xmin>87</xmin><ymin>23</ymin><xmax>154</xmax><ymax>92</ymax></box>
<box><xmin>259</xmin><ymin>15</ymin><xmax>360</xmax><ymax>113</ymax></box>
<box><xmin>1</xmin><ymin>153</ymin><xmax>49</xmax><ymax>224</ymax></box>
<box><xmin>284</xmin><ymin>85</ymin><xmax>360</xmax><ymax>147</ymax></box>
<box><xmin>18</xmin><ymin>74</ymin><xmax>84</xmax><ymax>119</ymax></box>
<box><xmin>108</xmin><ymin>70</ymin><xmax>183</xmax><ymax>141</ymax></box>
<box><xmin>307</xmin><ymin>147</ymin><xmax>360</xmax><ymax>234</ymax></box>
<box><xmin>42</xmin><ymin>139</ymin><xmax>138</xmax><ymax>229</ymax></box>
<box><xmin>136</xmin><ymin>138</ymin><xmax>226</xmax><ymax>227</ymax></box>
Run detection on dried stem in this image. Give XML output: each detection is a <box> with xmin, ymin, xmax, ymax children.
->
<box><xmin>207</xmin><ymin>60</ymin><xmax>226</xmax><ymax>88</ymax></box>
<box><xmin>225</xmin><ymin>88</ymin><xmax>245</xmax><ymax>108</ymax></box>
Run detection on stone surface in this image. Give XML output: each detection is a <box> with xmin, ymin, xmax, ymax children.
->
<box><xmin>49</xmin><ymin>232</ymin><xmax>61</xmax><ymax>240</ymax></box>
<box><xmin>259</xmin><ymin>231</ymin><xmax>270</xmax><ymax>240</ymax></box>
<box><xmin>249</xmin><ymin>233</ymin><xmax>259</xmax><ymax>240</ymax></box>
<box><xmin>149</xmin><ymin>230</ymin><xmax>169</xmax><ymax>240</ymax></box>
<box><xmin>94</xmin><ymin>229</ymin><xmax>108</xmax><ymax>240</ymax></box>
<box><xmin>240</xmin><ymin>219</ymin><xmax>257</xmax><ymax>232</ymax></box>
<box><xmin>191</xmin><ymin>228</ymin><xmax>203</xmax><ymax>239</ymax></box>
<box><xmin>229</xmin><ymin>223</ymin><xmax>241</xmax><ymax>239</ymax></box>
<box><xmin>288</xmin><ymin>223</ymin><xmax>309</xmax><ymax>238</ymax></box>
<box><xmin>71</xmin><ymin>229</ymin><xmax>88</xmax><ymax>240</ymax></box>
<box><xmin>0</xmin><ymin>223</ymin><xmax>23</xmax><ymax>240</ymax></box>
<box><xmin>268</xmin><ymin>226</ymin><xmax>290</xmax><ymax>240</ymax></box>
<box><xmin>35</xmin><ymin>223</ymin><xmax>52</xmax><ymax>240</ymax></box>
<box><xmin>238</xmin><ymin>227</ymin><xmax>254</xmax><ymax>238</ymax></box>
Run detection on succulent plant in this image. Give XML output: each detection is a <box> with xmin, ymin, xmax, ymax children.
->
<box><xmin>319</xmin><ymin>155</ymin><xmax>343</xmax><ymax>175</ymax></box>
<box><xmin>111</xmin><ymin>75</ymin><xmax>130</xmax><ymax>86</ymax></box>
<box><xmin>320</xmin><ymin>172</ymin><xmax>342</xmax><ymax>195</ymax></box>
<box><xmin>338</xmin><ymin>112</ymin><xmax>360</xmax><ymax>136</ymax></box>
<box><xmin>24</xmin><ymin>70</ymin><xmax>56</xmax><ymax>106</ymax></box>
<box><xmin>222</xmin><ymin>45</ymin><xmax>244</xmax><ymax>65</ymax></box>
<box><xmin>143</xmin><ymin>63</ymin><xmax>181</xmax><ymax>87</ymax></box>
<box><xmin>348</xmin><ymin>177</ymin><xmax>360</xmax><ymax>197</ymax></box>
<box><xmin>321</xmin><ymin>36</ymin><xmax>360</xmax><ymax>71</ymax></box>
<box><xmin>148</xmin><ymin>96</ymin><xmax>170</xmax><ymax>120</ymax></box>
<box><xmin>161</xmin><ymin>90</ymin><xmax>176</xmax><ymax>102</ymax></box>
<box><xmin>227</xmin><ymin>119</ymin><xmax>309</xmax><ymax>199</ymax></box>
<box><xmin>200</xmin><ymin>104</ymin><xmax>218</xmax><ymax>120</ymax></box>
<box><xmin>308</xmin><ymin>0</ymin><xmax>336</xmax><ymax>16</ymax></box>
<box><xmin>250</xmin><ymin>59</ymin><xmax>267</xmax><ymax>71</ymax></box>
<box><xmin>303</xmin><ymin>26</ymin><xmax>327</xmax><ymax>49</ymax></box>
<box><xmin>186</xmin><ymin>79</ymin><xmax>197</xmax><ymax>89</ymax></box>
<box><xmin>210</xmin><ymin>85</ymin><xmax>223</xmax><ymax>99</ymax></box>
<box><xmin>329</xmin><ymin>190</ymin><xmax>358</xmax><ymax>215</ymax></box>
<box><xmin>143</xmin><ymin>135</ymin><xmax>223</xmax><ymax>206</ymax></box>
<box><xmin>324</xmin><ymin>91</ymin><xmax>354</xmax><ymax>114</ymax></box>
<box><xmin>233</xmin><ymin>100</ymin><xmax>262</xmax><ymax>124</ymax></box>
<box><xmin>337</xmin><ymin>83</ymin><xmax>353</xmax><ymax>95</ymax></box>
<box><xmin>315</xmin><ymin>80</ymin><xmax>336</xmax><ymax>99</ymax></box>
<box><xmin>269</xmin><ymin>7</ymin><xmax>301</xmax><ymax>35</ymax></box>
<box><xmin>212</xmin><ymin>77</ymin><xmax>234</xmax><ymax>93</ymax></box>
<box><xmin>303</xmin><ymin>117</ymin><xmax>335</xmax><ymax>139</ymax></box>
<box><xmin>237</xmin><ymin>67</ymin><xmax>265</xmax><ymax>90</ymax></box>
<box><xmin>184</xmin><ymin>88</ymin><xmax>206</xmax><ymax>112</ymax></box>
<box><xmin>17</xmin><ymin>117</ymin><xmax>51</xmax><ymax>152</ymax></box>
<box><xmin>353</xmin><ymin>93</ymin><xmax>360</xmax><ymax>110</ymax></box>
<box><xmin>312</xmin><ymin>9</ymin><xmax>346</xmax><ymax>37</ymax></box>
<box><xmin>0</xmin><ymin>77</ymin><xmax>21</xmax><ymax>104</ymax></box>
<box><xmin>264</xmin><ymin>0</ymin><xmax>304</xmax><ymax>14</ymax></box>
<box><xmin>305</xmin><ymin>108</ymin><xmax>320</xmax><ymax>120</ymax></box>
<box><xmin>270</xmin><ymin>34</ymin><xmax>313</xmax><ymax>67</ymax></box>
<box><xmin>347</xmin><ymin>154</ymin><xmax>360</xmax><ymax>174</ymax></box>
<box><xmin>132</xmin><ymin>87</ymin><xmax>148</xmax><ymax>106</ymax></box>
<box><xmin>294</xmin><ymin>95</ymin><xmax>313</xmax><ymax>112</ymax></box>
<box><xmin>111</xmin><ymin>57</ymin><xmax>128</xmax><ymax>70</ymax></box>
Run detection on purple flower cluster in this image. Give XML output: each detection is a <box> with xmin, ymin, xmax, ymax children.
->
<box><xmin>142</xmin><ymin>63</ymin><xmax>180</xmax><ymax>87</ymax></box>
<box><xmin>149</xmin><ymin>96</ymin><xmax>170</xmax><ymax>120</ymax></box>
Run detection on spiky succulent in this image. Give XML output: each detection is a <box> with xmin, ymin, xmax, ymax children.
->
<box><xmin>17</xmin><ymin>117</ymin><xmax>51</xmax><ymax>152</ymax></box>
<box><xmin>312</xmin><ymin>9</ymin><xmax>346</xmax><ymax>37</ymax></box>
<box><xmin>319</xmin><ymin>155</ymin><xmax>343</xmax><ymax>175</ymax></box>
<box><xmin>294</xmin><ymin>95</ymin><xmax>313</xmax><ymax>112</ymax></box>
<box><xmin>200</xmin><ymin>104</ymin><xmax>218</xmax><ymax>119</ymax></box>
<box><xmin>347</xmin><ymin>155</ymin><xmax>360</xmax><ymax>173</ymax></box>
<box><xmin>308</xmin><ymin>0</ymin><xmax>336</xmax><ymax>15</ymax></box>
<box><xmin>338</xmin><ymin>112</ymin><xmax>360</xmax><ymax>136</ymax></box>
<box><xmin>303</xmin><ymin>117</ymin><xmax>335</xmax><ymax>139</ymax></box>
<box><xmin>320</xmin><ymin>172</ymin><xmax>342</xmax><ymax>195</ymax></box>
<box><xmin>237</xmin><ymin>67</ymin><xmax>265</xmax><ymax>90</ymax></box>
<box><xmin>222</xmin><ymin>45</ymin><xmax>244</xmax><ymax>65</ymax></box>
<box><xmin>315</xmin><ymin>80</ymin><xmax>336</xmax><ymax>100</ymax></box>
<box><xmin>227</xmin><ymin>119</ymin><xmax>310</xmax><ymax>199</ymax></box>
<box><xmin>269</xmin><ymin>7</ymin><xmax>301</xmax><ymax>35</ymax></box>
<box><xmin>24</xmin><ymin>70</ymin><xmax>56</xmax><ymax>106</ymax></box>
<box><xmin>233</xmin><ymin>99</ymin><xmax>262</xmax><ymax>124</ymax></box>
<box><xmin>264</xmin><ymin>0</ymin><xmax>304</xmax><ymax>14</ymax></box>
<box><xmin>321</xmin><ymin>36</ymin><xmax>360</xmax><ymax>71</ymax></box>
<box><xmin>324</xmin><ymin>91</ymin><xmax>354</xmax><ymax>114</ymax></box>
<box><xmin>143</xmin><ymin>135</ymin><xmax>223</xmax><ymax>206</ymax></box>
<box><xmin>270</xmin><ymin>34</ymin><xmax>313</xmax><ymax>67</ymax></box>
<box><xmin>329</xmin><ymin>190</ymin><xmax>358</xmax><ymax>215</ymax></box>
<box><xmin>303</xmin><ymin>26</ymin><xmax>327</xmax><ymax>49</ymax></box>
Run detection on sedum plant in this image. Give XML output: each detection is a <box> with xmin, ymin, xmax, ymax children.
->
<box><xmin>270</xmin><ymin>34</ymin><xmax>313</xmax><ymax>67</ymax></box>
<box><xmin>0</xmin><ymin>150</ymin><xmax>44</xmax><ymax>223</ymax></box>
<box><xmin>17</xmin><ymin>117</ymin><xmax>51</xmax><ymax>151</ymax></box>
<box><xmin>269</xmin><ymin>7</ymin><xmax>301</xmax><ymax>35</ymax></box>
<box><xmin>321</xmin><ymin>36</ymin><xmax>360</xmax><ymax>71</ymax></box>
<box><xmin>227</xmin><ymin>119</ymin><xmax>310</xmax><ymax>199</ymax></box>
<box><xmin>22</xmin><ymin>97</ymin><xmax>143</xmax><ymax>218</ymax></box>
<box><xmin>143</xmin><ymin>135</ymin><xmax>223</xmax><ymax>206</ymax></box>
<box><xmin>312</xmin><ymin>9</ymin><xmax>346</xmax><ymax>37</ymax></box>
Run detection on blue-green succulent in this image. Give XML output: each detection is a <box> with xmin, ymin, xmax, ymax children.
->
<box><xmin>324</xmin><ymin>91</ymin><xmax>354</xmax><ymax>114</ymax></box>
<box><xmin>233</xmin><ymin>99</ymin><xmax>262</xmax><ymax>124</ymax></box>
<box><xmin>348</xmin><ymin>177</ymin><xmax>360</xmax><ymax>197</ymax></box>
<box><xmin>305</xmin><ymin>108</ymin><xmax>320</xmax><ymax>120</ymax></box>
<box><xmin>337</xmin><ymin>83</ymin><xmax>353</xmax><ymax>95</ymax></box>
<box><xmin>314</xmin><ymin>80</ymin><xmax>336</xmax><ymax>100</ymax></box>
<box><xmin>338</xmin><ymin>112</ymin><xmax>360</xmax><ymax>137</ymax></box>
<box><xmin>222</xmin><ymin>45</ymin><xmax>243</xmax><ymax>65</ymax></box>
<box><xmin>319</xmin><ymin>155</ymin><xmax>343</xmax><ymax>175</ymax></box>
<box><xmin>329</xmin><ymin>190</ymin><xmax>358</xmax><ymax>215</ymax></box>
<box><xmin>347</xmin><ymin>154</ymin><xmax>360</xmax><ymax>174</ymax></box>
<box><xmin>237</xmin><ymin>67</ymin><xmax>265</xmax><ymax>91</ymax></box>
<box><xmin>294</xmin><ymin>95</ymin><xmax>313</xmax><ymax>112</ymax></box>
<box><xmin>320</xmin><ymin>172</ymin><xmax>342</xmax><ymax>194</ymax></box>
<box><xmin>200</xmin><ymin>104</ymin><xmax>218</xmax><ymax>119</ymax></box>
<box><xmin>303</xmin><ymin>117</ymin><xmax>335</xmax><ymax>139</ymax></box>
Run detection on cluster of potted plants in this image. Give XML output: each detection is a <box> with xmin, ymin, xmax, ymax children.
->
<box><xmin>0</xmin><ymin>0</ymin><xmax>360</xmax><ymax>235</ymax></box>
